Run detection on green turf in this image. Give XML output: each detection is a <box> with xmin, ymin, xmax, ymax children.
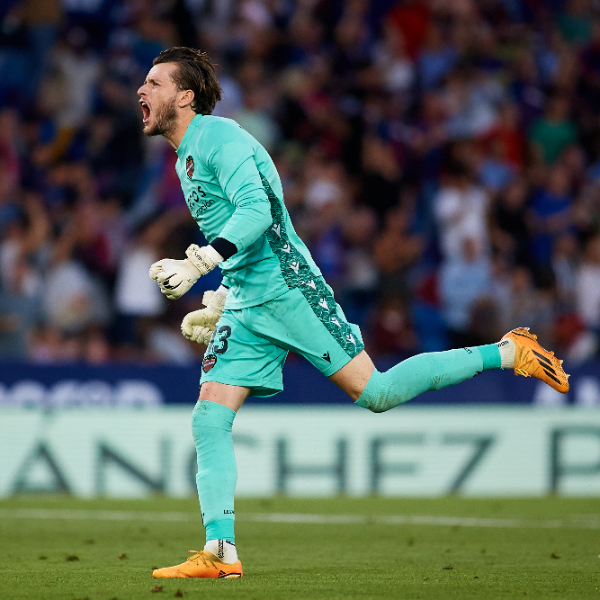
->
<box><xmin>1</xmin><ymin>496</ymin><xmax>599</xmax><ymax>600</ymax></box>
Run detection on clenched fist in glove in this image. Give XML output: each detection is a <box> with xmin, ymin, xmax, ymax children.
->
<box><xmin>181</xmin><ymin>286</ymin><xmax>228</xmax><ymax>344</ymax></box>
<box><xmin>149</xmin><ymin>244</ymin><xmax>223</xmax><ymax>300</ymax></box>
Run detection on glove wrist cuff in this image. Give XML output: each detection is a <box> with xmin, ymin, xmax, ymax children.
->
<box><xmin>186</xmin><ymin>244</ymin><xmax>223</xmax><ymax>274</ymax></box>
<box><xmin>204</xmin><ymin>245</ymin><xmax>224</xmax><ymax>264</ymax></box>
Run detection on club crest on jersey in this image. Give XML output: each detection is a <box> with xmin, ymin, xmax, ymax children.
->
<box><xmin>202</xmin><ymin>353</ymin><xmax>217</xmax><ymax>373</ymax></box>
<box><xmin>186</xmin><ymin>155</ymin><xmax>195</xmax><ymax>179</ymax></box>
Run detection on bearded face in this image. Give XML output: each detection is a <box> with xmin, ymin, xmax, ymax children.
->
<box><xmin>141</xmin><ymin>93</ymin><xmax>179</xmax><ymax>137</ymax></box>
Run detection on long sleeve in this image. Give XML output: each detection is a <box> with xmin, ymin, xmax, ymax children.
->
<box><xmin>207</xmin><ymin>140</ymin><xmax>272</xmax><ymax>252</ymax></box>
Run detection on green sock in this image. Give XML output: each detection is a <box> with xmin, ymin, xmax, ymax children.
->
<box><xmin>192</xmin><ymin>400</ymin><xmax>237</xmax><ymax>543</ymax></box>
<box><xmin>356</xmin><ymin>344</ymin><xmax>501</xmax><ymax>413</ymax></box>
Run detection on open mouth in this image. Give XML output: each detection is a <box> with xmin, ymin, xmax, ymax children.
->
<box><xmin>140</xmin><ymin>101</ymin><xmax>150</xmax><ymax>124</ymax></box>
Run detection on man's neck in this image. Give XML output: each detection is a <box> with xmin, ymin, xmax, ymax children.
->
<box><xmin>165</xmin><ymin>111</ymin><xmax>197</xmax><ymax>150</ymax></box>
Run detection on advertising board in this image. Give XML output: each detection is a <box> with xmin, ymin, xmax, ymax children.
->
<box><xmin>2</xmin><ymin>406</ymin><xmax>599</xmax><ymax>498</ymax></box>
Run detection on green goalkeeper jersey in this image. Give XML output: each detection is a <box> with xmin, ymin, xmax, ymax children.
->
<box><xmin>175</xmin><ymin>114</ymin><xmax>323</xmax><ymax>310</ymax></box>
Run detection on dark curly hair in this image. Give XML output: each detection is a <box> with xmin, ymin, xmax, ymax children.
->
<box><xmin>153</xmin><ymin>47</ymin><xmax>222</xmax><ymax>115</ymax></box>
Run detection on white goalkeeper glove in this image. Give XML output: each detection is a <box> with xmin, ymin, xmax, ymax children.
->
<box><xmin>149</xmin><ymin>244</ymin><xmax>223</xmax><ymax>300</ymax></box>
<box><xmin>181</xmin><ymin>286</ymin><xmax>228</xmax><ymax>344</ymax></box>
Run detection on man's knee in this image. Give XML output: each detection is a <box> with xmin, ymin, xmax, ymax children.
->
<box><xmin>329</xmin><ymin>350</ymin><xmax>376</xmax><ymax>401</ymax></box>
<box><xmin>197</xmin><ymin>381</ymin><xmax>250</xmax><ymax>412</ymax></box>
<box><xmin>191</xmin><ymin>401</ymin><xmax>205</xmax><ymax>445</ymax></box>
<box><xmin>356</xmin><ymin>369</ymin><xmax>387</xmax><ymax>413</ymax></box>
<box><xmin>192</xmin><ymin>399</ymin><xmax>238</xmax><ymax>445</ymax></box>
<box><xmin>355</xmin><ymin>369</ymin><xmax>413</xmax><ymax>413</ymax></box>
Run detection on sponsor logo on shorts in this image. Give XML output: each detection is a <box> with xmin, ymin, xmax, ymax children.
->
<box><xmin>202</xmin><ymin>353</ymin><xmax>217</xmax><ymax>373</ymax></box>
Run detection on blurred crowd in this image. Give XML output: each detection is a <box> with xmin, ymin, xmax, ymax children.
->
<box><xmin>2</xmin><ymin>0</ymin><xmax>600</xmax><ymax>365</ymax></box>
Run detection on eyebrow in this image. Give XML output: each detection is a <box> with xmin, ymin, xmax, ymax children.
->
<box><xmin>145</xmin><ymin>77</ymin><xmax>159</xmax><ymax>85</ymax></box>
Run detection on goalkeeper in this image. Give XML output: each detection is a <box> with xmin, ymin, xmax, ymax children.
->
<box><xmin>140</xmin><ymin>47</ymin><xmax>569</xmax><ymax>580</ymax></box>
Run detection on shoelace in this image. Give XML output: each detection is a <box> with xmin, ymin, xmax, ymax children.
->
<box><xmin>187</xmin><ymin>550</ymin><xmax>225</xmax><ymax>566</ymax></box>
<box><xmin>187</xmin><ymin>550</ymin><xmax>205</xmax><ymax>563</ymax></box>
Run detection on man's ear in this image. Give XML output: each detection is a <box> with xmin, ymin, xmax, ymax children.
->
<box><xmin>179</xmin><ymin>89</ymin><xmax>195</xmax><ymax>109</ymax></box>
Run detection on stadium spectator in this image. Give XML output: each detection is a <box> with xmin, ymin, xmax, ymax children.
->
<box><xmin>490</xmin><ymin>177</ymin><xmax>531</xmax><ymax>267</ymax></box>
<box><xmin>416</xmin><ymin>22</ymin><xmax>458</xmax><ymax>91</ymax></box>
<box><xmin>528</xmin><ymin>163</ymin><xmax>574</xmax><ymax>268</ymax></box>
<box><xmin>575</xmin><ymin>235</ymin><xmax>600</xmax><ymax>336</ymax></box>
<box><xmin>439</xmin><ymin>236</ymin><xmax>493</xmax><ymax>347</ymax></box>
<box><xmin>433</xmin><ymin>161</ymin><xmax>490</xmax><ymax>262</ymax></box>
<box><xmin>528</xmin><ymin>93</ymin><xmax>578</xmax><ymax>165</ymax></box>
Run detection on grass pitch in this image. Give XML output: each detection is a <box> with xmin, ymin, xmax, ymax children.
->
<box><xmin>0</xmin><ymin>496</ymin><xmax>598</xmax><ymax>600</ymax></box>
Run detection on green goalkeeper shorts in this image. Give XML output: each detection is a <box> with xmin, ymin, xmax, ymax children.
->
<box><xmin>199</xmin><ymin>283</ymin><xmax>364</xmax><ymax>397</ymax></box>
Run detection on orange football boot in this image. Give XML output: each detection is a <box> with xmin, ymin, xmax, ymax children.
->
<box><xmin>152</xmin><ymin>550</ymin><xmax>243</xmax><ymax>579</ymax></box>
<box><xmin>501</xmin><ymin>327</ymin><xmax>569</xmax><ymax>393</ymax></box>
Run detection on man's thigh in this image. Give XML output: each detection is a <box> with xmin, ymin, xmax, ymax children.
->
<box><xmin>198</xmin><ymin>381</ymin><xmax>251</xmax><ymax>412</ymax></box>
<box><xmin>200</xmin><ymin>310</ymin><xmax>287</xmax><ymax>397</ymax></box>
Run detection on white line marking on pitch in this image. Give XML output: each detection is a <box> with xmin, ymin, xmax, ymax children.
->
<box><xmin>0</xmin><ymin>509</ymin><xmax>598</xmax><ymax>529</ymax></box>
